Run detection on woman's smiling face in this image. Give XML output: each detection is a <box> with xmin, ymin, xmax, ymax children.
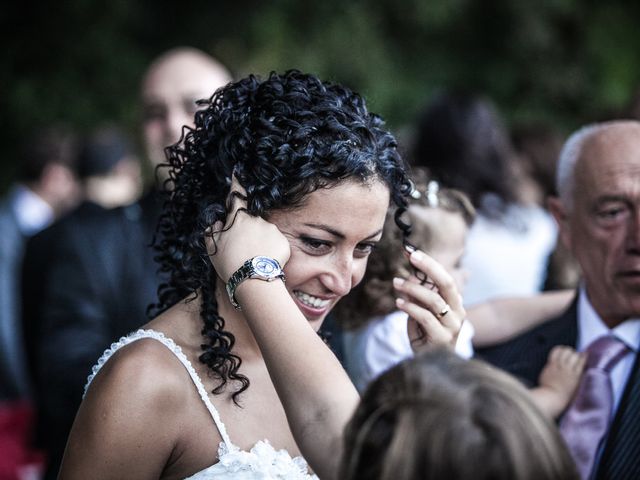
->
<box><xmin>268</xmin><ymin>179</ymin><xmax>391</xmax><ymax>330</ymax></box>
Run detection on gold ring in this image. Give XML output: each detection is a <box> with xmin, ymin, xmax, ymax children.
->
<box><xmin>436</xmin><ymin>305</ymin><xmax>450</xmax><ymax>319</ymax></box>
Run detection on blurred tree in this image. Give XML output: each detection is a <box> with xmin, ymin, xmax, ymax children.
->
<box><xmin>1</xmin><ymin>0</ymin><xmax>639</xmax><ymax>191</ymax></box>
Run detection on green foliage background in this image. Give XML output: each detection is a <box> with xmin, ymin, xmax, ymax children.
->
<box><xmin>2</xmin><ymin>0</ymin><xmax>639</xmax><ymax>191</ymax></box>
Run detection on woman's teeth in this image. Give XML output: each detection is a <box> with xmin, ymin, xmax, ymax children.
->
<box><xmin>294</xmin><ymin>291</ymin><xmax>330</xmax><ymax>309</ymax></box>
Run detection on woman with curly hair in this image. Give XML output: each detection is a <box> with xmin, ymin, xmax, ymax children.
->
<box><xmin>59</xmin><ymin>71</ymin><xmax>465</xmax><ymax>479</ymax></box>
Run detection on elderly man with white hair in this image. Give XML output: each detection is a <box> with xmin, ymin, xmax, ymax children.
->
<box><xmin>478</xmin><ymin>120</ymin><xmax>640</xmax><ymax>479</ymax></box>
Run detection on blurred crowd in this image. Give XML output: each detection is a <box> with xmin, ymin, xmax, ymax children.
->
<box><xmin>0</xmin><ymin>47</ymin><xmax>232</xmax><ymax>480</ymax></box>
<box><xmin>1</xmin><ymin>46</ymin><xmax>639</xmax><ymax>480</ymax></box>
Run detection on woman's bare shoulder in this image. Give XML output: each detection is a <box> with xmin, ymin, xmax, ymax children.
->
<box><xmin>88</xmin><ymin>296</ymin><xmax>202</xmax><ymax>402</ymax></box>
<box><xmin>61</xmin><ymin>338</ymin><xmax>195</xmax><ymax>478</ymax></box>
<box><xmin>86</xmin><ymin>336</ymin><xmax>192</xmax><ymax>408</ymax></box>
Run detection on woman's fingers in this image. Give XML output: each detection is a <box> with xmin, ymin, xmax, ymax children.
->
<box><xmin>394</xmin><ymin>285</ymin><xmax>462</xmax><ymax>351</ymax></box>
<box><xmin>407</xmin><ymin>250</ymin><xmax>465</xmax><ymax>314</ymax></box>
<box><xmin>227</xmin><ymin>174</ymin><xmax>248</xmax><ymax>218</ymax></box>
<box><xmin>398</xmin><ymin>249</ymin><xmax>466</xmax><ymax>323</ymax></box>
<box><xmin>393</xmin><ymin>248</ymin><xmax>467</xmax><ymax>352</ymax></box>
<box><xmin>206</xmin><ymin>173</ymin><xmax>247</xmax><ymax>253</ymax></box>
<box><xmin>398</xmin><ymin>298</ymin><xmax>458</xmax><ymax>347</ymax></box>
<box><xmin>393</xmin><ymin>278</ymin><xmax>460</xmax><ymax>331</ymax></box>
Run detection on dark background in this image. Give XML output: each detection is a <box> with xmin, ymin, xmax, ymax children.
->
<box><xmin>2</xmin><ymin>0</ymin><xmax>639</xmax><ymax>191</ymax></box>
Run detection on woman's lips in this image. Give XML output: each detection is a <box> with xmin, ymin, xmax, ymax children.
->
<box><xmin>292</xmin><ymin>290</ymin><xmax>332</xmax><ymax>318</ymax></box>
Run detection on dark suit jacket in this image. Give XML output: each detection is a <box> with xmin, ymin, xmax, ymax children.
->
<box><xmin>22</xmin><ymin>193</ymin><xmax>163</xmax><ymax>480</ymax></box>
<box><xmin>477</xmin><ymin>296</ymin><xmax>640</xmax><ymax>479</ymax></box>
<box><xmin>21</xmin><ymin>201</ymin><xmax>105</xmax><ymax>386</ymax></box>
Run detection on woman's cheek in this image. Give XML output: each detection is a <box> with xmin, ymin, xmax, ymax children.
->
<box><xmin>351</xmin><ymin>260</ymin><xmax>369</xmax><ymax>289</ymax></box>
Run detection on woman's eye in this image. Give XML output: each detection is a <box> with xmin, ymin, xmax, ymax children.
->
<box><xmin>301</xmin><ymin>237</ymin><xmax>331</xmax><ymax>253</ymax></box>
<box><xmin>355</xmin><ymin>242</ymin><xmax>376</xmax><ymax>257</ymax></box>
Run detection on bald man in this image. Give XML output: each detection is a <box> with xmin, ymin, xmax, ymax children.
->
<box><xmin>30</xmin><ymin>48</ymin><xmax>231</xmax><ymax>480</ymax></box>
<box><xmin>141</xmin><ymin>47</ymin><xmax>232</xmax><ymax>172</ymax></box>
<box><xmin>478</xmin><ymin>120</ymin><xmax>640</xmax><ymax>479</ymax></box>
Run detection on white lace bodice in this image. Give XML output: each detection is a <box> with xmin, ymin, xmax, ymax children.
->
<box><xmin>85</xmin><ymin>329</ymin><xmax>318</xmax><ymax>480</ymax></box>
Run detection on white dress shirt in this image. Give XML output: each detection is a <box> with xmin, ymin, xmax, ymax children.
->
<box><xmin>10</xmin><ymin>184</ymin><xmax>54</xmax><ymax>236</ymax></box>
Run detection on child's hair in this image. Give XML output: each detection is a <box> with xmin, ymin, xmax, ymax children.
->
<box><xmin>336</xmin><ymin>167</ymin><xmax>474</xmax><ymax>330</ymax></box>
<box><xmin>341</xmin><ymin>348</ymin><xmax>579</xmax><ymax>480</ymax></box>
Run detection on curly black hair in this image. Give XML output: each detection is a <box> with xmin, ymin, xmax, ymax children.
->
<box><xmin>154</xmin><ymin>70</ymin><xmax>412</xmax><ymax>402</ymax></box>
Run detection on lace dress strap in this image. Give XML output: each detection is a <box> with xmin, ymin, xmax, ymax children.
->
<box><xmin>84</xmin><ymin>328</ymin><xmax>234</xmax><ymax>448</ymax></box>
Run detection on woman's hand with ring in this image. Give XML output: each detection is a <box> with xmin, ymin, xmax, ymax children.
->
<box><xmin>393</xmin><ymin>249</ymin><xmax>465</xmax><ymax>352</ymax></box>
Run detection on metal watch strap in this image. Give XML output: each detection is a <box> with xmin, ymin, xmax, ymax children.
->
<box><xmin>225</xmin><ymin>257</ymin><xmax>285</xmax><ymax>310</ymax></box>
<box><xmin>226</xmin><ymin>260</ymin><xmax>253</xmax><ymax>309</ymax></box>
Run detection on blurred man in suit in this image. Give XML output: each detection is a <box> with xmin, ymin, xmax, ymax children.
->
<box><xmin>0</xmin><ymin>126</ymin><xmax>80</xmax><ymax>402</ymax></box>
<box><xmin>479</xmin><ymin>120</ymin><xmax>640</xmax><ymax>479</ymax></box>
<box><xmin>0</xmin><ymin>127</ymin><xmax>80</xmax><ymax>478</ymax></box>
<box><xmin>31</xmin><ymin>47</ymin><xmax>232</xmax><ymax>480</ymax></box>
<box><xmin>21</xmin><ymin>125</ymin><xmax>141</xmax><ymax>383</ymax></box>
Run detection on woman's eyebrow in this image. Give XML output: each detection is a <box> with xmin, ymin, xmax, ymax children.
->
<box><xmin>302</xmin><ymin>223</ymin><xmax>383</xmax><ymax>240</ymax></box>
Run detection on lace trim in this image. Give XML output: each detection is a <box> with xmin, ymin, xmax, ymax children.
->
<box><xmin>83</xmin><ymin>328</ymin><xmax>233</xmax><ymax>448</ymax></box>
<box><xmin>184</xmin><ymin>440</ymin><xmax>317</xmax><ymax>479</ymax></box>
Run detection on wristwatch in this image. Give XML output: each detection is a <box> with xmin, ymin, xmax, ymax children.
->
<box><xmin>225</xmin><ymin>256</ymin><xmax>286</xmax><ymax>310</ymax></box>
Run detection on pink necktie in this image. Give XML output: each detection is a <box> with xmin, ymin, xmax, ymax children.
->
<box><xmin>559</xmin><ymin>335</ymin><xmax>630</xmax><ymax>479</ymax></box>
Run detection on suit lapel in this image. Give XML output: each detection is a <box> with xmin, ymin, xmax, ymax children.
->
<box><xmin>477</xmin><ymin>294</ymin><xmax>579</xmax><ymax>386</ymax></box>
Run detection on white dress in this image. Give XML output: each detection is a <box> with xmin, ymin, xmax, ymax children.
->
<box><xmin>84</xmin><ymin>329</ymin><xmax>318</xmax><ymax>480</ymax></box>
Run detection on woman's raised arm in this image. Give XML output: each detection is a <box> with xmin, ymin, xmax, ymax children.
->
<box><xmin>207</xmin><ymin>179</ymin><xmax>357</xmax><ymax>480</ymax></box>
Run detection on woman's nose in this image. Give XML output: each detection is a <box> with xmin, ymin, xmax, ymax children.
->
<box><xmin>324</xmin><ymin>255</ymin><xmax>354</xmax><ymax>297</ymax></box>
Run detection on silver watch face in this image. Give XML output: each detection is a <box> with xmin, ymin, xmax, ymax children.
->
<box><xmin>251</xmin><ymin>256</ymin><xmax>282</xmax><ymax>277</ymax></box>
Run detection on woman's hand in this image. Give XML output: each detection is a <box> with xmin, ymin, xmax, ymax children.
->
<box><xmin>205</xmin><ymin>175</ymin><xmax>290</xmax><ymax>282</ymax></box>
<box><xmin>393</xmin><ymin>249</ymin><xmax>465</xmax><ymax>352</ymax></box>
